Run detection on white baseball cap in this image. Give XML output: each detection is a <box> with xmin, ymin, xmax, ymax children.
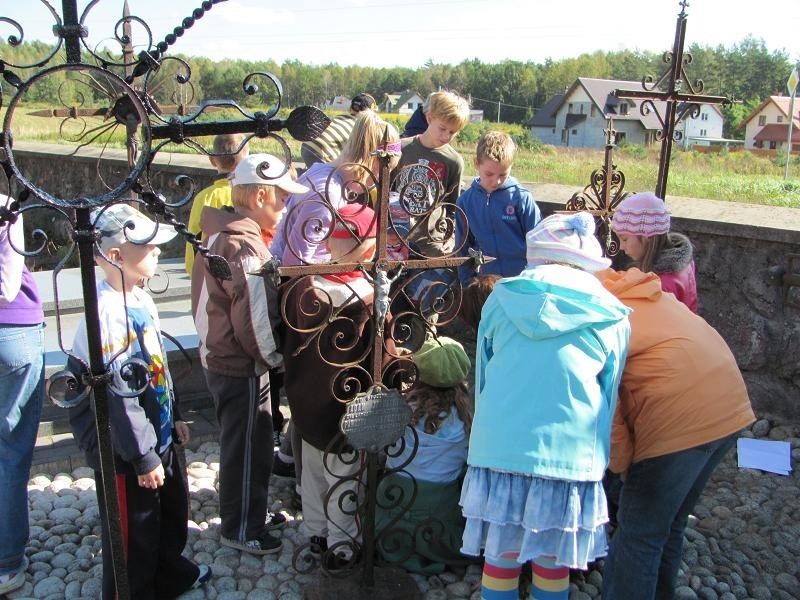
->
<box><xmin>92</xmin><ymin>203</ymin><xmax>177</xmax><ymax>252</ymax></box>
<box><xmin>230</xmin><ymin>153</ymin><xmax>309</xmax><ymax>194</ymax></box>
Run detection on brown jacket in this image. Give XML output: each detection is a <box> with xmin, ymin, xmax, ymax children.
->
<box><xmin>282</xmin><ymin>274</ymin><xmax>387</xmax><ymax>451</ymax></box>
<box><xmin>191</xmin><ymin>206</ymin><xmax>282</xmax><ymax>378</ymax></box>
<box><xmin>597</xmin><ymin>268</ymin><xmax>754</xmax><ymax>473</ymax></box>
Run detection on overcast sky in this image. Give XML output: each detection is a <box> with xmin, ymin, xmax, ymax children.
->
<box><xmin>7</xmin><ymin>0</ymin><xmax>800</xmax><ymax>69</ymax></box>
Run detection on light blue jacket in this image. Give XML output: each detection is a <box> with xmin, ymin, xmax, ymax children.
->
<box><xmin>468</xmin><ymin>265</ymin><xmax>631</xmax><ymax>482</ymax></box>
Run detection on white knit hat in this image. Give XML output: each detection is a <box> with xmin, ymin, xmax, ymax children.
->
<box><xmin>611</xmin><ymin>192</ymin><xmax>671</xmax><ymax>237</ymax></box>
<box><xmin>526</xmin><ymin>212</ymin><xmax>611</xmax><ymax>272</ymax></box>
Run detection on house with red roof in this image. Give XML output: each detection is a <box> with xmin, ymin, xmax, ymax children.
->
<box><xmin>741</xmin><ymin>95</ymin><xmax>800</xmax><ymax>151</ymax></box>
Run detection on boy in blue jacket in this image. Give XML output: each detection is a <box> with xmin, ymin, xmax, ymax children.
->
<box><xmin>455</xmin><ymin>131</ymin><xmax>540</xmax><ymax>282</ymax></box>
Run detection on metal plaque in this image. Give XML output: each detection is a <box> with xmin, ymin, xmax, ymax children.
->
<box><xmin>340</xmin><ymin>386</ymin><xmax>411</xmax><ymax>452</ymax></box>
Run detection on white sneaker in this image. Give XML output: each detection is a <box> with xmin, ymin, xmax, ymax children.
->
<box><xmin>0</xmin><ymin>557</ymin><xmax>28</xmax><ymax>594</ymax></box>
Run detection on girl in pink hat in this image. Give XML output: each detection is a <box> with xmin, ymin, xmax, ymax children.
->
<box><xmin>611</xmin><ymin>192</ymin><xmax>698</xmax><ymax>312</ymax></box>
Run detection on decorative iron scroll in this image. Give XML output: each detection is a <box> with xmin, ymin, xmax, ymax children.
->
<box><xmin>565</xmin><ymin>122</ymin><xmax>629</xmax><ymax>256</ymax></box>
<box><xmin>612</xmin><ymin>0</ymin><xmax>733</xmax><ymax>200</ymax></box>
<box><xmin>0</xmin><ymin>2</ymin><xmax>329</xmax><ymax>598</ymax></box>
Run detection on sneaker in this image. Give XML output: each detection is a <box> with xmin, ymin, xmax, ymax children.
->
<box><xmin>266</xmin><ymin>511</ymin><xmax>287</xmax><ymax>531</ymax></box>
<box><xmin>220</xmin><ymin>532</ymin><xmax>282</xmax><ymax>555</ymax></box>
<box><xmin>272</xmin><ymin>452</ymin><xmax>296</xmax><ymax>478</ymax></box>
<box><xmin>322</xmin><ymin>548</ymin><xmax>361</xmax><ymax>574</ymax></box>
<box><xmin>273</xmin><ymin>430</ymin><xmax>283</xmax><ymax>450</ymax></box>
<box><xmin>309</xmin><ymin>535</ymin><xmax>328</xmax><ymax>559</ymax></box>
<box><xmin>291</xmin><ymin>488</ymin><xmax>302</xmax><ymax>511</ymax></box>
<box><xmin>191</xmin><ymin>564</ymin><xmax>212</xmax><ymax>589</ymax></box>
<box><xmin>0</xmin><ymin>557</ymin><xmax>28</xmax><ymax>594</ymax></box>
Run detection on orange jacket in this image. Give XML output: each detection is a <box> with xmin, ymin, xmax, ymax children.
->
<box><xmin>597</xmin><ymin>268</ymin><xmax>754</xmax><ymax>473</ymax></box>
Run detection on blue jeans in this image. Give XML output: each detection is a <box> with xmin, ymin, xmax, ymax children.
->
<box><xmin>0</xmin><ymin>323</ymin><xmax>45</xmax><ymax>577</ymax></box>
<box><xmin>602</xmin><ymin>433</ymin><xmax>738</xmax><ymax>600</ymax></box>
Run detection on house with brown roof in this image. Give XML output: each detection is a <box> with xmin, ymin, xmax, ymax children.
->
<box><xmin>531</xmin><ymin>77</ymin><xmax>724</xmax><ymax>149</ymax></box>
<box><xmin>741</xmin><ymin>95</ymin><xmax>800</xmax><ymax>151</ymax></box>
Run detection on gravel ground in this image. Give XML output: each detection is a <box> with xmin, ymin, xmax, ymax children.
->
<box><xmin>6</xmin><ymin>416</ymin><xmax>799</xmax><ymax>600</ymax></box>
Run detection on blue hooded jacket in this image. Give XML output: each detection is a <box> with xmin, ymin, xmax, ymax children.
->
<box><xmin>468</xmin><ymin>265</ymin><xmax>631</xmax><ymax>482</ymax></box>
<box><xmin>456</xmin><ymin>176</ymin><xmax>541</xmax><ymax>282</ymax></box>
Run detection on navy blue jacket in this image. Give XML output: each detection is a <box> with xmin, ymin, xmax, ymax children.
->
<box><xmin>455</xmin><ymin>176</ymin><xmax>541</xmax><ymax>282</ymax></box>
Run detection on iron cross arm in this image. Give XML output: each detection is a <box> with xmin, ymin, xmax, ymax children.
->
<box><xmin>613</xmin><ymin>88</ymin><xmax>731</xmax><ymax>107</ymax></box>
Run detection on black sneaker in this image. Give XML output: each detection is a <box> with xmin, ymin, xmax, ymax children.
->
<box><xmin>266</xmin><ymin>511</ymin><xmax>287</xmax><ymax>531</ymax></box>
<box><xmin>220</xmin><ymin>531</ymin><xmax>282</xmax><ymax>555</ymax></box>
<box><xmin>309</xmin><ymin>535</ymin><xmax>328</xmax><ymax>559</ymax></box>
<box><xmin>322</xmin><ymin>548</ymin><xmax>361</xmax><ymax>574</ymax></box>
<box><xmin>273</xmin><ymin>430</ymin><xmax>282</xmax><ymax>450</ymax></box>
<box><xmin>272</xmin><ymin>452</ymin><xmax>296</xmax><ymax>478</ymax></box>
<box><xmin>191</xmin><ymin>564</ymin><xmax>212</xmax><ymax>589</ymax></box>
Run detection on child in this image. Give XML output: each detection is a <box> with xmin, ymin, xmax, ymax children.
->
<box><xmin>597</xmin><ymin>267</ymin><xmax>755</xmax><ymax>600</ymax></box>
<box><xmin>0</xmin><ymin>209</ymin><xmax>44</xmax><ymax>595</ymax></box>
<box><xmin>191</xmin><ymin>153</ymin><xmax>308</xmax><ymax>555</ymax></box>
<box><xmin>376</xmin><ymin>336</ymin><xmax>474</xmax><ymax>575</ymax></box>
<box><xmin>184</xmin><ymin>133</ymin><xmax>249</xmax><ymax>274</ymax></box>
<box><xmin>460</xmin><ymin>212</ymin><xmax>631</xmax><ymax>600</ymax></box>
<box><xmin>393</xmin><ymin>90</ymin><xmax>470</xmax><ymax>258</ymax></box>
<box><xmin>611</xmin><ymin>191</ymin><xmax>698</xmax><ymax>312</ymax></box>
<box><xmin>455</xmin><ymin>130</ymin><xmax>541</xmax><ymax>282</ymax></box>
<box><xmin>458</xmin><ymin>274</ymin><xmax>501</xmax><ymax>333</ymax></box>
<box><xmin>68</xmin><ymin>204</ymin><xmax>210</xmax><ymax>598</ymax></box>
<box><xmin>271</xmin><ymin>110</ymin><xmax>400</xmax><ymax>266</ymax></box>
<box><xmin>300</xmin><ymin>93</ymin><xmax>376</xmax><ymax>167</ymax></box>
<box><xmin>281</xmin><ymin>203</ymin><xmax>380</xmax><ymax>571</ymax></box>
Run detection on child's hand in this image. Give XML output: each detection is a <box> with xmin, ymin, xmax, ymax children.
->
<box><xmin>138</xmin><ymin>464</ymin><xmax>165</xmax><ymax>489</ymax></box>
<box><xmin>175</xmin><ymin>420</ymin><xmax>190</xmax><ymax>445</ymax></box>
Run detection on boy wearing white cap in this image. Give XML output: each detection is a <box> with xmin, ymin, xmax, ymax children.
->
<box><xmin>68</xmin><ymin>203</ymin><xmax>211</xmax><ymax>598</ymax></box>
<box><xmin>191</xmin><ymin>154</ymin><xmax>308</xmax><ymax>555</ymax></box>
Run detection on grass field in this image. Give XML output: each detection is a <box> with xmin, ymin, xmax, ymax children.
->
<box><xmin>4</xmin><ymin>104</ymin><xmax>799</xmax><ymax>207</ymax></box>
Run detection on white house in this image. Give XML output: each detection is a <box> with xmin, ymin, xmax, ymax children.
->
<box><xmin>382</xmin><ymin>91</ymin><xmax>425</xmax><ymax>115</ymax></box>
<box><xmin>679</xmin><ymin>104</ymin><xmax>726</xmax><ymax>149</ymax></box>
<box><xmin>531</xmin><ymin>77</ymin><xmax>724</xmax><ymax>149</ymax></box>
<box><xmin>326</xmin><ymin>96</ymin><xmax>351</xmax><ymax>111</ymax></box>
<box><xmin>741</xmin><ymin>95</ymin><xmax>800</xmax><ymax>150</ymax></box>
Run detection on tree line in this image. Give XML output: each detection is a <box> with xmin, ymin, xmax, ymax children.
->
<box><xmin>1</xmin><ymin>36</ymin><xmax>794</xmax><ymax>138</ymax></box>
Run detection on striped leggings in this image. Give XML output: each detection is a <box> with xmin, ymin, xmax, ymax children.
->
<box><xmin>481</xmin><ymin>553</ymin><xmax>569</xmax><ymax>600</ymax></box>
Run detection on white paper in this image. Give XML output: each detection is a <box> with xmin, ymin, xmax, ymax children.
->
<box><xmin>737</xmin><ymin>438</ymin><xmax>792</xmax><ymax>475</ymax></box>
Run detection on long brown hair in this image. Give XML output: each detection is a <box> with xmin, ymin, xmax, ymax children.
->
<box><xmin>460</xmin><ymin>275</ymin><xmax>501</xmax><ymax>331</ymax></box>
<box><xmin>406</xmin><ymin>382</ymin><xmax>474</xmax><ymax>436</ymax></box>
<box><xmin>636</xmin><ymin>233</ymin><xmax>669</xmax><ymax>272</ymax></box>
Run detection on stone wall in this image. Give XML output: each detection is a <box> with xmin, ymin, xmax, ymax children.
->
<box><xmin>11</xmin><ymin>143</ymin><xmax>800</xmax><ymax>420</ymax></box>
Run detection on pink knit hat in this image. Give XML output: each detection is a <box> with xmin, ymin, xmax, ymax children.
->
<box><xmin>526</xmin><ymin>212</ymin><xmax>611</xmax><ymax>272</ymax></box>
<box><xmin>611</xmin><ymin>192</ymin><xmax>670</xmax><ymax>237</ymax></box>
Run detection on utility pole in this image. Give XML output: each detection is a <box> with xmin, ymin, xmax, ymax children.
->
<box><xmin>785</xmin><ymin>67</ymin><xmax>798</xmax><ymax>180</ymax></box>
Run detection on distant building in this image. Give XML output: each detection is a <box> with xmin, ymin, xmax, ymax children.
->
<box><xmin>382</xmin><ymin>91</ymin><xmax>425</xmax><ymax>115</ymax></box>
<box><xmin>469</xmin><ymin>109</ymin><xmax>484</xmax><ymax>123</ymax></box>
<box><xmin>530</xmin><ymin>77</ymin><xmax>723</xmax><ymax>149</ymax></box>
<box><xmin>741</xmin><ymin>95</ymin><xmax>800</xmax><ymax>151</ymax></box>
<box><xmin>326</xmin><ymin>96</ymin><xmax>351</xmax><ymax>111</ymax></box>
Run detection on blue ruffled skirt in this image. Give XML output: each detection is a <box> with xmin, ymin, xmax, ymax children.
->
<box><xmin>459</xmin><ymin>467</ymin><xmax>608</xmax><ymax>569</ymax></box>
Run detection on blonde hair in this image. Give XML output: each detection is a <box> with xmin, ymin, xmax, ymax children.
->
<box><xmin>230</xmin><ymin>183</ymin><xmax>271</xmax><ymax>209</ymax></box>
<box><xmin>424</xmin><ymin>91</ymin><xmax>470</xmax><ymax>131</ymax></box>
<box><xmin>477</xmin><ymin>130</ymin><xmax>516</xmax><ymax>165</ymax></box>
<box><xmin>406</xmin><ymin>382</ymin><xmax>474</xmax><ymax>436</ymax></box>
<box><xmin>212</xmin><ymin>133</ymin><xmax>249</xmax><ymax>172</ymax></box>
<box><xmin>333</xmin><ymin>110</ymin><xmax>400</xmax><ymax>183</ymax></box>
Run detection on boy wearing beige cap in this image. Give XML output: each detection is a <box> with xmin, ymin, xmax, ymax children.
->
<box><xmin>191</xmin><ymin>154</ymin><xmax>308</xmax><ymax>555</ymax></box>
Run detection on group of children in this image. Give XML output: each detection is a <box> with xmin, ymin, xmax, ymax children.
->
<box><xmin>56</xmin><ymin>86</ymin><xmax>754</xmax><ymax>600</ymax></box>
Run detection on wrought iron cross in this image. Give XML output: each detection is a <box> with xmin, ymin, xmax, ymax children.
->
<box><xmin>613</xmin><ymin>0</ymin><xmax>731</xmax><ymax>199</ymax></box>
